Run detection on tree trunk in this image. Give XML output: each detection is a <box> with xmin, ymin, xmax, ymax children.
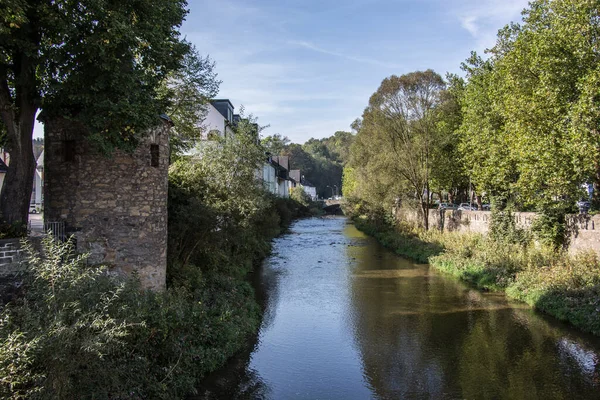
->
<box><xmin>475</xmin><ymin>194</ymin><xmax>483</xmax><ymax>210</ymax></box>
<box><xmin>0</xmin><ymin>108</ymin><xmax>37</xmax><ymax>233</ymax></box>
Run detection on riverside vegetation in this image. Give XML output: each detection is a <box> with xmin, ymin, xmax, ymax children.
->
<box><xmin>349</xmin><ymin>210</ymin><xmax>600</xmax><ymax>337</ymax></box>
<box><xmin>343</xmin><ymin>0</ymin><xmax>600</xmax><ymax>337</ymax></box>
<box><xmin>0</xmin><ymin>120</ymin><xmax>316</xmax><ymax>398</ymax></box>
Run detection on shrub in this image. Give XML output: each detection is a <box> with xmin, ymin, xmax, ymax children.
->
<box><xmin>0</xmin><ymin>237</ymin><xmax>261</xmax><ymax>399</ymax></box>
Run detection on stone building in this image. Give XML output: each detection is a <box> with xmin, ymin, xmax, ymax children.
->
<box><xmin>43</xmin><ymin>117</ymin><xmax>171</xmax><ymax>290</ymax></box>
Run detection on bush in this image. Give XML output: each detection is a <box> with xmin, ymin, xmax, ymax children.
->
<box><xmin>0</xmin><ymin>237</ymin><xmax>261</xmax><ymax>399</ymax></box>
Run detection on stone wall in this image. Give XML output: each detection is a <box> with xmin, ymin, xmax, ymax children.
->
<box><xmin>0</xmin><ymin>239</ymin><xmax>24</xmax><ymax>277</ymax></box>
<box><xmin>397</xmin><ymin>208</ymin><xmax>600</xmax><ymax>255</ymax></box>
<box><xmin>44</xmin><ymin>118</ymin><xmax>170</xmax><ymax>290</ymax></box>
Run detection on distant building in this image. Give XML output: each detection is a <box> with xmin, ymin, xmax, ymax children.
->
<box><xmin>272</xmin><ymin>156</ymin><xmax>290</xmax><ymax>198</ymax></box>
<box><xmin>289</xmin><ymin>170</ymin><xmax>317</xmax><ymax>201</ymax></box>
<box><xmin>31</xmin><ymin>150</ymin><xmax>44</xmax><ymax>209</ymax></box>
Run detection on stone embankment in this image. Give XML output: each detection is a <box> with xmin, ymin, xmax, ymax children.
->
<box><xmin>397</xmin><ymin>208</ymin><xmax>600</xmax><ymax>255</ymax></box>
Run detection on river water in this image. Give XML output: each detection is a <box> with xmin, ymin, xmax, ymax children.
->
<box><xmin>197</xmin><ymin>217</ymin><xmax>600</xmax><ymax>399</ymax></box>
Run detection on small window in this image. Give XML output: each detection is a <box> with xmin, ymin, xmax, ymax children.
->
<box><xmin>64</xmin><ymin>140</ymin><xmax>76</xmax><ymax>162</ymax></box>
<box><xmin>150</xmin><ymin>144</ymin><xmax>159</xmax><ymax>167</ymax></box>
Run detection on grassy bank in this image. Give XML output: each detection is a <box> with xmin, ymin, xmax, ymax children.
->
<box><xmin>353</xmin><ymin>216</ymin><xmax>600</xmax><ymax>336</ymax></box>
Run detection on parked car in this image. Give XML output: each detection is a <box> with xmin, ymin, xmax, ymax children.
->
<box><xmin>457</xmin><ymin>203</ymin><xmax>478</xmax><ymax>211</ymax></box>
<box><xmin>438</xmin><ymin>203</ymin><xmax>458</xmax><ymax>210</ymax></box>
<box><xmin>577</xmin><ymin>201</ymin><xmax>591</xmax><ymax>213</ymax></box>
<box><xmin>481</xmin><ymin>204</ymin><xmax>491</xmax><ymax>211</ymax></box>
<box><xmin>29</xmin><ymin>204</ymin><xmax>38</xmax><ymax>214</ymax></box>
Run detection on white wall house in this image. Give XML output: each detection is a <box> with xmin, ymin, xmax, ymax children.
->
<box><xmin>202</xmin><ymin>100</ymin><xmax>235</xmax><ymax>139</ymax></box>
<box><xmin>289</xmin><ymin>169</ymin><xmax>317</xmax><ymax>201</ymax></box>
<box><xmin>260</xmin><ymin>161</ymin><xmax>277</xmax><ymax>195</ymax></box>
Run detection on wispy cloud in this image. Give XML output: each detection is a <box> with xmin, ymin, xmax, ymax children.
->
<box><xmin>289</xmin><ymin>40</ymin><xmax>402</xmax><ymax>69</ymax></box>
<box><xmin>455</xmin><ymin>0</ymin><xmax>529</xmax><ymax>51</ymax></box>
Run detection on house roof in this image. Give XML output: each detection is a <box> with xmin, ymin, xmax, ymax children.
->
<box><xmin>289</xmin><ymin>170</ymin><xmax>301</xmax><ymax>182</ymax></box>
<box><xmin>272</xmin><ymin>156</ymin><xmax>289</xmax><ymax>171</ymax></box>
<box><xmin>211</xmin><ymin>99</ymin><xmax>235</xmax><ymax>109</ymax></box>
<box><xmin>159</xmin><ymin>114</ymin><xmax>174</xmax><ymax>126</ymax></box>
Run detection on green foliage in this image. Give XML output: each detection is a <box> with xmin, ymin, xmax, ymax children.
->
<box><xmin>459</xmin><ymin>0</ymin><xmax>600</xmax><ymax>206</ymax></box>
<box><xmin>1</xmin><ymin>0</ymin><xmax>190</xmax><ymax>151</ymax></box>
<box><xmin>159</xmin><ymin>46</ymin><xmax>221</xmax><ymax>161</ymax></box>
<box><xmin>488</xmin><ymin>203</ymin><xmax>530</xmax><ymax>246</ymax></box>
<box><xmin>0</xmin><ymin>236</ymin><xmax>261</xmax><ymax>398</ymax></box>
<box><xmin>290</xmin><ymin>186</ymin><xmax>312</xmax><ymax>207</ymax></box>
<box><xmin>261</xmin><ymin>133</ymin><xmax>290</xmax><ymax>155</ymax></box>
<box><xmin>346</xmin><ymin>70</ymin><xmax>458</xmax><ymax>228</ymax></box>
<box><xmin>531</xmin><ymin>202</ymin><xmax>572</xmax><ymax>250</ymax></box>
<box><xmin>167</xmin><ymin>115</ymin><xmax>294</xmax><ymax>273</ymax></box>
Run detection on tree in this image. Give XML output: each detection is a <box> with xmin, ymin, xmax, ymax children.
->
<box><xmin>159</xmin><ymin>46</ymin><xmax>220</xmax><ymax>161</ymax></box>
<box><xmin>368</xmin><ymin>70</ymin><xmax>446</xmax><ymax>229</ymax></box>
<box><xmin>430</xmin><ymin>74</ymin><xmax>468</xmax><ymax>204</ymax></box>
<box><xmin>0</xmin><ymin>0</ymin><xmax>189</xmax><ymax>232</ymax></box>
<box><xmin>459</xmin><ymin>0</ymin><xmax>600</xmax><ymax>210</ymax></box>
<box><xmin>261</xmin><ymin>133</ymin><xmax>290</xmax><ymax>155</ymax></box>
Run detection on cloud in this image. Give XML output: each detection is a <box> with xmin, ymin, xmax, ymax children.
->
<box><xmin>288</xmin><ymin>40</ymin><xmax>402</xmax><ymax>69</ymax></box>
<box><xmin>455</xmin><ymin>0</ymin><xmax>529</xmax><ymax>51</ymax></box>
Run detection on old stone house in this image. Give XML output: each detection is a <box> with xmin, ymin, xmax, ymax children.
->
<box><xmin>43</xmin><ymin>116</ymin><xmax>172</xmax><ymax>290</ymax></box>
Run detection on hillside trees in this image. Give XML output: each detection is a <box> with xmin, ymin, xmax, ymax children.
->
<box><xmin>0</xmin><ymin>0</ymin><xmax>189</xmax><ymax>232</ymax></box>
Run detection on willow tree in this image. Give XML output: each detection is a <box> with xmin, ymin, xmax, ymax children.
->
<box><xmin>0</xmin><ymin>0</ymin><xmax>189</xmax><ymax>233</ymax></box>
<box><xmin>368</xmin><ymin>70</ymin><xmax>446</xmax><ymax>230</ymax></box>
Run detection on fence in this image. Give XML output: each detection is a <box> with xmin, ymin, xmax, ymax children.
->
<box><xmin>44</xmin><ymin>221</ymin><xmax>66</xmax><ymax>242</ymax></box>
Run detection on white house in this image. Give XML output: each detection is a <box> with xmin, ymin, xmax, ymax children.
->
<box><xmin>290</xmin><ymin>169</ymin><xmax>317</xmax><ymax>201</ymax></box>
<box><xmin>259</xmin><ymin>157</ymin><xmax>277</xmax><ymax>195</ymax></box>
<box><xmin>272</xmin><ymin>156</ymin><xmax>290</xmax><ymax>198</ymax></box>
<box><xmin>202</xmin><ymin>99</ymin><xmax>236</xmax><ymax>139</ymax></box>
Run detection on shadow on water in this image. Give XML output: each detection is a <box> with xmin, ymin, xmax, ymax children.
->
<box><xmin>195</xmin><ymin>218</ymin><xmax>600</xmax><ymax>400</ymax></box>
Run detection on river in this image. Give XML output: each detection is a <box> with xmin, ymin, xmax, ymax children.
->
<box><xmin>196</xmin><ymin>217</ymin><xmax>600</xmax><ymax>399</ymax></box>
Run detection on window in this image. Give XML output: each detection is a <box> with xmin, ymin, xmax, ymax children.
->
<box><xmin>64</xmin><ymin>140</ymin><xmax>76</xmax><ymax>162</ymax></box>
<box><xmin>150</xmin><ymin>144</ymin><xmax>159</xmax><ymax>167</ymax></box>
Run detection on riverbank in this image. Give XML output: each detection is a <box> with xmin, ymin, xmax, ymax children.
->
<box><xmin>353</xmin><ymin>216</ymin><xmax>600</xmax><ymax>337</ymax></box>
<box><xmin>0</xmin><ymin>196</ymin><xmax>312</xmax><ymax>399</ymax></box>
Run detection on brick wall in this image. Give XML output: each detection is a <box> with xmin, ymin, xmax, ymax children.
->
<box><xmin>44</xmin><ymin>118</ymin><xmax>170</xmax><ymax>290</ymax></box>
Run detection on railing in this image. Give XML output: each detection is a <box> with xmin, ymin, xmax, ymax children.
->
<box><xmin>44</xmin><ymin>221</ymin><xmax>66</xmax><ymax>242</ymax></box>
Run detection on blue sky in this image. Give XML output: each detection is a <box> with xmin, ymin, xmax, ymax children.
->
<box><xmin>34</xmin><ymin>0</ymin><xmax>530</xmax><ymax>142</ymax></box>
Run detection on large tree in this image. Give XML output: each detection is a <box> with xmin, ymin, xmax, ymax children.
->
<box><xmin>159</xmin><ymin>46</ymin><xmax>220</xmax><ymax>162</ymax></box>
<box><xmin>369</xmin><ymin>70</ymin><xmax>446</xmax><ymax>229</ymax></box>
<box><xmin>460</xmin><ymin>0</ymin><xmax>600</xmax><ymax>209</ymax></box>
<box><xmin>0</xmin><ymin>0</ymin><xmax>189</xmax><ymax>232</ymax></box>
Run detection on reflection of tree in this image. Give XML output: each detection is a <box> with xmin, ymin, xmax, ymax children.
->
<box><xmin>345</xmin><ymin>225</ymin><xmax>600</xmax><ymax>399</ymax></box>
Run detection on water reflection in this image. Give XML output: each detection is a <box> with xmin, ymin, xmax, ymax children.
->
<box><xmin>196</xmin><ymin>218</ymin><xmax>600</xmax><ymax>399</ymax></box>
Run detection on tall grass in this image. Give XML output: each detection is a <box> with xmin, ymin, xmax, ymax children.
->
<box><xmin>353</xmin><ymin>216</ymin><xmax>600</xmax><ymax>336</ymax></box>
